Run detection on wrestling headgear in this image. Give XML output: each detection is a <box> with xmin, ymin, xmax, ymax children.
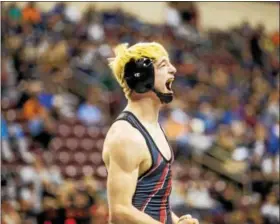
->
<box><xmin>124</xmin><ymin>57</ymin><xmax>173</xmax><ymax>104</ymax></box>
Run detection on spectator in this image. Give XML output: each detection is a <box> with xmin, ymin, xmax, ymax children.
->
<box><xmin>50</xmin><ymin>2</ymin><xmax>66</xmax><ymax>16</ymax></box>
<box><xmin>64</xmin><ymin>5</ymin><xmax>82</xmax><ymax>24</ymax></box>
<box><xmin>23</xmin><ymin>80</ymin><xmax>55</xmax><ymax>148</ymax></box>
<box><xmin>77</xmin><ymin>87</ymin><xmax>103</xmax><ymax>126</ymax></box>
<box><xmin>37</xmin><ymin>196</ymin><xmax>65</xmax><ymax>224</ymax></box>
<box><xmin>87</xmin><ymin>21</ymin><xmax>105</xmax><ymax>43</ymax></box>
<box><xmin>185</xmin><ymin>180</ymin><xmax>217</xmax><ymax>217</ymax></box>
<box><xmin>261</xmin><ymin>192</ymin><xmax>280</xmax><ymax>223</ymax></box>
<box><xmin>7</xmin><ymin>3</ymin><xmax>22</xmax><ymax>22</ymax></box>
<box><xmin>1</xmin><ymin>115</ymin><xmax>34</xmax><ymax>163</ymax></box>
<box><xmin>22</xmin><ymin>2</ymin><xmax>41</xmax><ymax>25</ymax></box>
<box><xmin>1</xmin><ymin>116</ymin><xmax>14</xmax><ymax>162</ymax></box>
<box><xmin>1</xmin><ymin>197</ymin><xmax>21</xmax><ymax>224</ymax></box>
<box><xmin>1</xmin><ymin>54</ymin><xmax>19</xmax><ymax>101</ymax></box>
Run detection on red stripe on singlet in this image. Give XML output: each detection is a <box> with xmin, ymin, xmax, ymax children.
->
<box><xmin>139</xmin><ymin>154</ymin><xmax>162</xmax><ymax>181</ymax></box>
<box><xmin>140</xmin><ymin>164</ymin><xmax>169</xmax><ymax>212</ymax></box>
<box><xmin>160</xmin><ymin>166</ymin><xmax>172</xmax><ymax>223</ymax></box>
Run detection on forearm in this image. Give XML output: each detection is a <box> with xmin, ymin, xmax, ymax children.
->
<box><xmin>172</xmin><ymin>211</ymin><xmax>179</xmax><ymax>224</ymax></box>
<box><xmin>110</xmin><ymin>205</ymin><xmax>162</xmax><ymax>224</ymax></box>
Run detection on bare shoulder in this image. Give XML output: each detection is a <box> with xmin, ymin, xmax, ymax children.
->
<box><xmin>102</xmin><ymin>120</ymin><xmax>146</xmax><ymax>168</ymax></box>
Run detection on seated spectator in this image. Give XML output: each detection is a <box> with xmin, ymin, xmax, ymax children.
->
<box><xmin>261</xmin><ymin>192</ymin><xmax>280</xmax><ymax>223</ymax></box>
<box><xmin>162</xmin><ymin>107</ymin><xmax>189</xmax><ymax>141</ymax></box>
<box><xmin>87</xmin><ymin>19</ymin><xmax>105</xmax><ymax>42</ymax></box>
<box><xmin>1</xmin><ymin>116</ymin><xmax>13</xmax><ymax>162</ymax></box>
<box><xmin>77</xmin><ymin>87</ymin><xmax>103</xmax><ymax>126</ymax></box>
<box><xmin>64</xmin><ymin>5</ymin><xmax>81</xmax><ymax>23</ymax></box>
<box><xmin>170</xmin><ymin>180</ymin><xmax>187</xmax><ymax>211</ymax></box>
<box><xmin>1</xmin><ymin>197</ymin><xmax>21</xmax><ymax>224</ymax></box>
<box><xmin>1</xmin><ymin>115</ymin><xmax>34</xmax><ymax>163</ymax></box>
<box><xmin>22</xmin><ymin>2</ymin><xmax>41</xmax><ymax>25</ymax></box>
<box><xmin>19</xmin><ymin>181</ymin><xmax>42</xmax><ymax>222</ymax></box>
<box><xmin>1</xmin><ymin>54</ymin><xmax>19</xmax><ymax>101</ymax></box>
<box><xmin>186</xmin><ymin>180</ymin><xmax>216</xmax><ymax>211</ymax></box>
<box><xmin>195</xmin><ymin>101</ymin><xmax>217</xmax><ymax>134</ymax></box>
<box><xmin>188</xmin><ymin>118</ymin><xmax>213</xmax><ymax>154</ymax></box>
<box><xmin>49</xmin><ymin>3</ymin><xmax>66</xmax><ymax>16</ymax></box>
<box><xmin>23</xmin><ymin>80</ymin><xmax>55</xmax><ymax>148</ymax></box>
<box><xmin>7</xmin><ymin>3</ymin><xmax>22</xmax><ymax>22</ymax></box>
<box><xmin>261</xmin><ymin>124</ymin><xmax>279</xmax><ymax>176</ymax></box>
<box><xmin>37</xmin><ymin>196</ymin><xmax>65</xmax><ymax>224</ymax></box>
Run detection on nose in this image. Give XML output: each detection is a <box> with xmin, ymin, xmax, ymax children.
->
<box><xmin>169</xmin><ymin>63</ymin><xmax>177</xmax><ymax>75</ymax></box>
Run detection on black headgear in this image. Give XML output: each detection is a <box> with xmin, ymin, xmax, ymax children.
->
<box><xmin>124</xmin><ymin>57</ymin><xmax>173</xmax><ymax>104</ymax></box>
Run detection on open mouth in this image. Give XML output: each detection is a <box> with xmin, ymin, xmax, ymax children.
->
<box><xmin>165</xmin><ymin>78</ymin><xmax>174</xmax><ymax>91</ymax></box>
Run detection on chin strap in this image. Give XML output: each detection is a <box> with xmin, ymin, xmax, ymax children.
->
<box><xmin>152</xmin><ymin>88</ymin><xmax>173</xmax><ymax>104</ymax></box>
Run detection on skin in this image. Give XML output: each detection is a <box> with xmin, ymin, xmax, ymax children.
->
<box><xmin>103</xmin><ymin>56</ymin><xmax>199</xmax><ymax>224</ymax></box>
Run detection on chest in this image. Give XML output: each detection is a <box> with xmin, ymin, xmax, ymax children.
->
<box><xmin>143</xmin><ymin>125</ymin><xmax>172</xmax><ymax>161</ymax></box>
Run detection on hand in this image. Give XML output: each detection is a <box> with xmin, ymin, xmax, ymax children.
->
<box><xmin>177</xmin><ymin>215</ymin><xmax>199</xmax><ymax>224</ymax></box>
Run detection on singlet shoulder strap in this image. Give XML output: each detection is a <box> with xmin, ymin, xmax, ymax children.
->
<box><xmin>113</xmin><ymin>111</ymin><xmax>158</xmax><ymax>168</ymax></box>
<box><xmin>114</xmin><ymin>111</ymin><xmax>138</xmax><ymax>129</ymax></box>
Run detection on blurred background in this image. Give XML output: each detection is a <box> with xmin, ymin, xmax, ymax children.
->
<box><xmin>1</xmin><ymin>1</ymin><xmax>279</xmax><ymax>224</ymax></box>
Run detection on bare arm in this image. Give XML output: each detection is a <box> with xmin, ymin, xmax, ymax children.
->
<box><xmin>103</xmin><ymin>121</ymin><xmax>162</xmax><ymax>224</ymax></box>
<box><xmin>172</xmin><ymin>212</ymin><xmax>179</xmax><ymax>224</ymax></box>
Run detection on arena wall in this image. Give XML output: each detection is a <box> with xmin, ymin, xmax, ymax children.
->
<box><xmin>3</xmin><ymin>2</ymin><xmax>279</xmax><ymax>32</ymax></box>
<box><xmin>196</xmin><ymin>2</ymin><xmax>279</xmax><ymax>33</ymax></box>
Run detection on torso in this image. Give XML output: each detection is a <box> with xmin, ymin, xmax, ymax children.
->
<box><xmin>113</xmin><ymin>111</ymin><xmax>174</xmax><ymax>224</ymax></box>
<box><xmin>138</xmin><ymin>121</ymin><xmax>173</xmax><ymax>177</ymax></box>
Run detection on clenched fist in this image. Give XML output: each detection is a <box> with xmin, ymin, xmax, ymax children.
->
<box><xmin>177</xmin><ymin>214</ymin><xmax>199</xmax><ymax>224</ymax></box>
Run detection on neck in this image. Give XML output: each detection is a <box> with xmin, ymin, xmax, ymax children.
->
<box><xmin>126</xmin><ymin>97</ymin><xmax>161</xmax><ymax>126</ymax></box>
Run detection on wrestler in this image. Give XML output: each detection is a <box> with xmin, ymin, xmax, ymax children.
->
<box><xmin>102</xmin><ymin>42</ymin><xmax>199</xmax><ymax>224</ymax></box>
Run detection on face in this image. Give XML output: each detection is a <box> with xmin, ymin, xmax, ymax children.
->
<box><xmin>153</xmin><ymin>56</ymin><xmax>176</xmax><ymax>95</ymax></box>
<box><xmin>28</xmin><ymin>81</ymin><xmax>43</xmax><ymax>96</ymax></box>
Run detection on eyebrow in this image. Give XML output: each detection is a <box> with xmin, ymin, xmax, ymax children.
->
<box><xmin>157</xmin><ymin>59</ymin><xmax>166</xmax><ymax>67</ymax></box>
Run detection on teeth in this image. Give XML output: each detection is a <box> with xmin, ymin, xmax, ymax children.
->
<box><xmin>166</xmin><ymin>79</ymin><xmax>174</xmax><ymax>90</ymax></box>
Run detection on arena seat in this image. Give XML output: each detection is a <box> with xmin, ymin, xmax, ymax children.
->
<box><xmin>80</xmin><ymin>138</ymin><xmax>97</xmax><ymax>151</ymax></box>
<box><xmin>87</xmin><ymin>126</ymin><xmax>101</xmax><ymax>139</ymax></box>
<box><xmin>96</xmin><ymin>139</ymin><xmax>104</xmax><ymax>152</ymax></box>
<box><xmin>82</xmin><ymin>165</ymin><xmax>95</xmax><ymax>176</ymax></box>
<box><xmin>57</xmin><ymin>151</ymin><xmax>72</xmax><ymax>165</ymax></box>
<box><xmin>95</xmin><ymin>165</ymin><xmax>107</xmax><ymax>180</ymax></box>
<box><xmin>65</xmin><ymin>138</ymin><xmax>79</xmax><ymax>151</ymax></box>
<box><xmin>73</xmin><ymin>125</ymin><xmax>86</xmax><ymax>138</ymax></box>
<box><xmin>58</xmin><ymin>124</ymin><xmax>72</xmax><ymax>137</ymax></box>
<box><xmin>65</xmin><ymin>165</ymin><xmax>77</xmax><ymax>178</ymax></box>
<box><xmin>88</xmin><ymin>152</ymin><xmax>103</xmax><ymax>166</ymax></box>
<box><xmin>50</xmin><ymin>137</ymin><xmax>64</xmax><ymax>151</ymax></box>
<box><xmin>74</xmin><ymin>152</ymin><xmax>87</xmax><ymax>164</ymax></box>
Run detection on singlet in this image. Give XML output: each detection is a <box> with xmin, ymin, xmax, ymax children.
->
<box><xmin>115</xmin><ymin>111</ymin><xmax>174</xmax><ymax>224</ymax></box>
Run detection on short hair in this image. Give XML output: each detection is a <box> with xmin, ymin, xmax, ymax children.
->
<box><xmin>109</xmin><ymin>42</ymin><xmax>169</xmax><ymax>99</ymax></box>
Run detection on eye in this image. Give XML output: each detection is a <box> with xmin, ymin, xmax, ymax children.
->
<box><xmin>159</xmin><ymin>63</ymin><xmax>166</xmax><ymax>68</ymax></box>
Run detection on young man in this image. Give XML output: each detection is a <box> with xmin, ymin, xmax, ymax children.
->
<box><xmin>102</xmin><ymin>42</ymin><xmax>199</xmax><ymax>224</ymax></box>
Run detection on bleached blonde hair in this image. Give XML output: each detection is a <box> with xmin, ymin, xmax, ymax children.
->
<box><xmin>108</xmin><ymin>42</ymin><xmax>169</xmax><ymax>99</ymax></box>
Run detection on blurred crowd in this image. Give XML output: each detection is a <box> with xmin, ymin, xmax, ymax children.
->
<box><xmin>1</xmin><ymin>2</ymin><xmax>279</xmax><ymax>224</ymax></box>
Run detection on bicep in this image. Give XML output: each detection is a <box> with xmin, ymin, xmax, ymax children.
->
<box><xmin>107</xmin><ymin>157</ymin><xmax>139</xmax><ymax>209</ymax></box>
<box><xmin>104</xmin><ymin>122</ymin><xmax>144</xmax><ymax>211</ymax></box>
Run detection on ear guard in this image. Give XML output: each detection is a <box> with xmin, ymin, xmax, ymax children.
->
<box><xmin>124</xmin><ymin>57</ymin><xmax>155</xmax><ymax>94</ymax></box>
